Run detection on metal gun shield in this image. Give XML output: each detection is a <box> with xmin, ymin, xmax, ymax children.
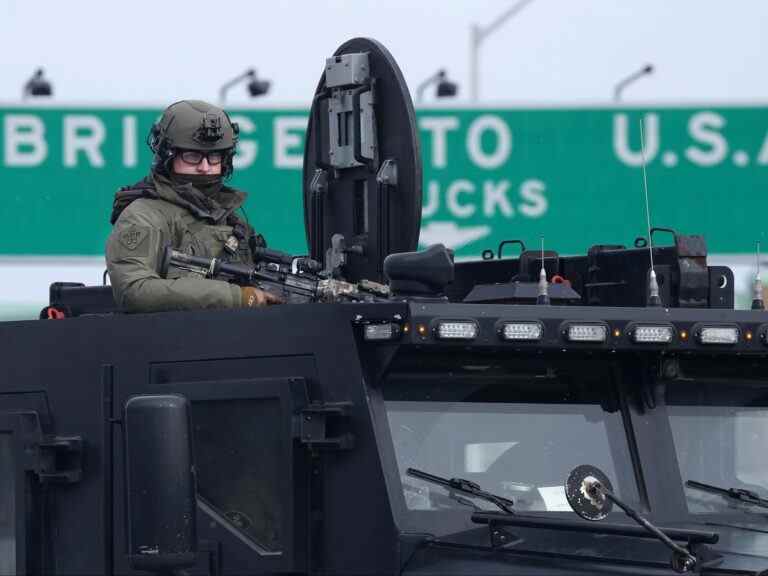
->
<box><xmin>303</xmin><ymin>37</ymin><xmax>422</xmax><ymax>283</ymax></box>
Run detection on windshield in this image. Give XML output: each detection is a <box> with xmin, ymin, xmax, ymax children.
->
<box><xmin>383</xmin><ymin>353</ymin><xmax>640</xmax><ymax>536</ymax></box>
<box><xmin>666</xmin><ymin>368</ymin><xmax>768</xmax><ymax>519</ymax></box>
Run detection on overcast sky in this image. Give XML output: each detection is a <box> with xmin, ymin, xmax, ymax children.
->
<box><xmin>2</xmin><ymin>0</ymin><xmax>768</xmax><ymax>106</ymax></box>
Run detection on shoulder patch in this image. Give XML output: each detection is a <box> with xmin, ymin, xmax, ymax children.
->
<box><xmin>119</xmin><ymin>225</ymin><xmax>150</xmax><ymax>251</ymax></box>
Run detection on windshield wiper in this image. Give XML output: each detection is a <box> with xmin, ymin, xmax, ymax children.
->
<box><xmin>406</xmin><ymin>467</ymin><xmax>515</xmax><ymax>513</ymax></box>
<box><xmin>686</xmin><ymin>480</ymin><xmax>768</xmax><ymax>510</ymax></box>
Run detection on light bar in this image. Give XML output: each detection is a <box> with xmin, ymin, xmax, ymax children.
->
<box><xmin>500</xmin><ymin>322</ymin><xmax>543</xmax><ymax>341</ymax></box>
<box><xmin>633</xmin><ymin>325</ymin><xmax>674</xmax><ymax>344</ymax></box>
<box><xmin>436</xmin><ymin>320</ymin><xmax>478</xmax><ymax>341</ymax></box>
<box><xmin>698</xmin><ymin>326</ymin><xmax>739</xmax><ymax>345</ymax></box>
<box><xmin>363</xmin><ymin>323</ymin><xmax>400</xmax><ymax>341</ymax></box>
<box><xmin>565</xmin><ymin>323</ymin><xmax>607</xmax><ymax>343</ymax></box>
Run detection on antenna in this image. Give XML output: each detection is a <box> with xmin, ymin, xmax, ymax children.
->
<box><xmin>537</xmin><ymin>236</ymin><xmax>550</xmax><ymax>305</ymax></box>
<box><xmin>752</xmin><ymin>241</ymin><xmax>764</xmax><ymax>310</ymax></box>
<box><xmin>640</xmin><ymin>118</ymin><xmax>662</xmax><ymax>307</ymax></box>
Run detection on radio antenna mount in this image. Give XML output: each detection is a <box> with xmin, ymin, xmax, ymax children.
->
<box><xmin>752</xmin><ymin>241</ymin><xmax>764</xmax><ymax>310</ymax></box>
<box><xmin>536</xmin><ymin>236</ymin><xmax>550</xmax><ymax>305</ymax></box>
<box><xmin>640</xmin><ymin>118</ymin><xmax>662</xmax><ymax>307</ymax></box>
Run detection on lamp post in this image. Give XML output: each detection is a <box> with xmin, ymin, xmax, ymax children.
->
<box><xmin>469</xmin><ymin>0</ymin><xmax>536</xmax><ymax>101</ymax></box>
<box><xmin>22</xmin><ymin>68</ymin><xmax>53</xmax><ymax>99</ymax></box>
<box><xmin>613</xmin><ymin>64</ymin><xmax>654</xmax><ymax>101</ymax></box>
<box><xmin>416</xmin><ymin>69</ymin><xmax>458</xmax><ymax>102</ymax></box>
<box><xmin>219</xmin><ymin>68</ymin><xmax>270</xmax><ymax>104</ymax></box>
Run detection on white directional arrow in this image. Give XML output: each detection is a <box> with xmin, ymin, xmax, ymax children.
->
<box><xmin>418</xmin><ymin>221</ymin><xmax>492</xmax><ymax>251</ymax></box>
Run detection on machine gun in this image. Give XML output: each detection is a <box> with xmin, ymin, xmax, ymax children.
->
<box><xmin>160</xmin><ymin>245</ymin><xmax>390</xmax><ymax>304</ymax></box>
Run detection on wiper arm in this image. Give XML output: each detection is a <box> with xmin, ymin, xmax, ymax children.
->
<box><xmin>406</xmin><ymin>467</ymin><xmax>515</xmax><ymax>514</ymax></box>
<box><xmin>686</xmin><ymin>480</ymin><xmax>768</xmax><ymax>510</ymax></box>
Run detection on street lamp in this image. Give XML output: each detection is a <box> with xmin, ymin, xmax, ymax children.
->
<box><xmin>613</xmin><ymin>64</ymin><xmax>654</xmax><ymax>101</ymax></box>
<box><xmin>469</xmin><ymin>0</ymin><xmax>536</xmax><ymax>101</ymax></box>
<box><xmin>22</xmin><ymin>68</ymin><xmax>53</xmax><ymax>99</ymax></box>
<box><xmin>416</xmin><ymin>69</ymin><xmax>458</xmax><ymax>102</ymax></box>
<box><xmin>219</xmin><ymin>68</ymin><xmax>271</xmax><ymax>104</ymax></box>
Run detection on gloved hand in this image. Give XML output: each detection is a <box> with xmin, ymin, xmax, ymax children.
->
<box><xmin>240</xmin><ymin>286</ymin><xmax>285</xmax><ymax>307</ymax></box>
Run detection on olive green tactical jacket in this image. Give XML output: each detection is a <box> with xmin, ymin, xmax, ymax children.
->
<box><xmin>106</xmin><ymin>173</ymin><xmax>256</xmax><ymax>313</ymax></box>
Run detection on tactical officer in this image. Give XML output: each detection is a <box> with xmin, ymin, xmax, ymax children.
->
<box><xmin>106</xmin><ymin>100</ymin><xmax>283</xmax><ymax>312</ymax></box>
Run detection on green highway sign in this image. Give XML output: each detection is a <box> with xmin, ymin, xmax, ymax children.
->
<box><xmin>2</xmin><ymin>105</ymin><xmax>767</xmax><ymax>258</ymax></box>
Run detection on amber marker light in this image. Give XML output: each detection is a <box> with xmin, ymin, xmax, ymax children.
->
<box><xmin>416</xmin><ymin>324</ymin><xmax>428</xmax><ymax>336</ymax></box>
<box><xmin>680</xmin><ymin>330</ymin><xmax>689</xmax><ymax>340</ymax></box>
<box><xmin>746</xmin><ymin>331</ymin><xmax>754</xmax><ymax>341</ymax></box>
<box><xmin>403</xmin><ymin>324</ymin><xmax>411</xmax><ymax>334</ymax></box>
<box><xmin>613</xmin><ymin>328</ymin><xmax>622</xmax><ymax>338</ymax></box>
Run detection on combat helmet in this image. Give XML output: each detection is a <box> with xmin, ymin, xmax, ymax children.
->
<box><xmin>147</xmin><ymin>100</ymin><xmax>240</xmax><ymax>178</ymax></box>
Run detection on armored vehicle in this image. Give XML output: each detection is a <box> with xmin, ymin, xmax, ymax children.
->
<box><xmin>2</xmin><ymin>39</ymin><xmax>768</xmax><ymax>576</ymax></box>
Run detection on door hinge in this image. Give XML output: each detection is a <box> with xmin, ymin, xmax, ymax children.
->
<box><xmin>35</xmin><ymin>436</ymin><xmax>83</xmax><ymax>484</ymax></box>
<box><xmin>294</xmin><ymin>402</ymin><xmax>354</xmax><ymax>451</ymax></box>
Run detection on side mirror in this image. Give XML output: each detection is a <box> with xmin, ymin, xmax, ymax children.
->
<box><xmin>565</xmin><ymin>464</ymin><xmax>615</xmax><ymax>521</ymax></box>
<box><xmin>125</xmin><ymin>395</ymin><xmax>197</xmax><ymax>572</ymax></box>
